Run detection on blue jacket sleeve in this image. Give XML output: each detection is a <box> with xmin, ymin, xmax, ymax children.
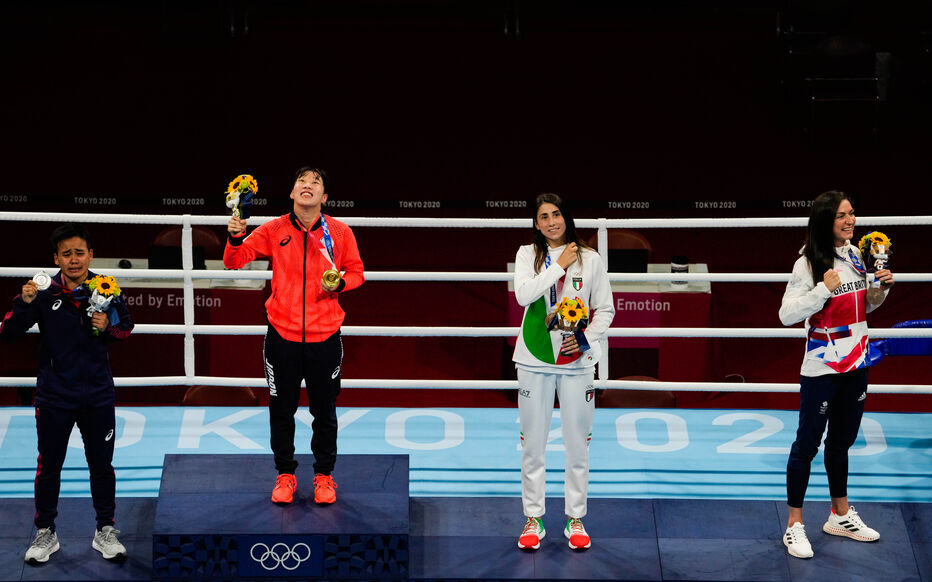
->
<box><xmin>0</xmin><ymin>296</ymin><xmax>39</xmax><ymax>341</ymax></box>
<box><xmin>104</xmin><ymin>295</ymin><xmax>134</xmax><ymax>341</ymax></box>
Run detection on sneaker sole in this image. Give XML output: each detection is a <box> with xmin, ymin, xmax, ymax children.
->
<box><xmin>564</xmin><ymin>529</ymin><xmax>591</xmax><ymax>550</ymax></box>
<box><xmin>25</xmin><ymin>541</ymin><xmax>60</xmax><ymax>565</ymax></box>
<box><xmin>271</xmin><ymin>489</ymin><xmax>295</xmax><ymax>504</ymax></box>
<box><xmin>822</xmin><ymin>523</ymin><xmax>879</xmax><ymax>542</ymax></box>
<box><xmin>783</xmin><ymin>540</ymin><xmax>813</xmax><ymax>559</ymax></box>
<box><xmin>518</xmin><ymin>529</ymin><xmax>545</xmax><ymax>550</ymax></box>
<box><xmin>92</xmin><ymin>539</ymin><xmax>127</xmax><ymax>561</ymax></box>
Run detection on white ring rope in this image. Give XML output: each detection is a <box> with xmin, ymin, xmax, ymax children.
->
<box><xmin>0</xmin><ymin>376</ymin><xmax>926</xmax><ymax>394</ymax></box>
<box><xmin>2</xmin><ymin>211</ymin><xmax>930</xmax><ymax>393</ymax></box>
<box><xmin>2</xmin><ymin>211</ymin><xmax>932</xmax><ymax>228</ymax></box>
<box><xmin>12</xmin><ymin>324</ymin><xmax>932</xmax><ymax>339</ymax></box>
<box><xmin>1</xmin><ymin>268</ymin><xmax>930</xmax><ymax>284</ymax></box>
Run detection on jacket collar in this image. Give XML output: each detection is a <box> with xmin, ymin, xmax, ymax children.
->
<box><xmin>288</xmin><ymin>211</ymin><xmax>323</xmax><ymax>232</ymax></box>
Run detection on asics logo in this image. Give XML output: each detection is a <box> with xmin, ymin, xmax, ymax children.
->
<box><xmin>105</xmin><ymin>429</ymin><xmax>114</xmax><ymax>442</ymax></box>
<box><xmin>250</xmin><ymin>542</ymin><xmax>311</xmax><ymax>571</ymax></box>
<box><xmin>331</xmin><ymin>366</ymin><xmax>340</xmax><ymax>380</ymax></box>
<box><xmin>280</xmin><ymin>235</ymin><xmax>292</xmax><ymax>247</ymax></box>
<box><xmin>52</xmin><ymin>299</ymin><xmax>62</xmax><ymax>311</ymax></box>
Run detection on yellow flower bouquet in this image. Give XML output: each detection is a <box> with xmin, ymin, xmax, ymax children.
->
<box><xmin>87</xmin><ymin>275</ymin><xmax>121</xmax><ymax>298</ymax></box>
<box><xmin>84</xmin><ymin>275</ymin><xmax>122</xmax><ymax>335</ymax></box>
<box><xmin>858</xmin><ymin>231</ymin><xmax>892</xmax><ymax>302</ymax></box>
<box><xmin>857</xmin><ymin>231</ymin><xmax>892</xmax><ymax>274</ymax></box>
<box><xmin>545</xmin><ymin>296</ymin><xmax>591</xmax><ymax>355</ymax></box>
<box><xmin>858</xmin><ymin>231</ymin><xmax>891</xmax><ymax>257</ymax></box>
<box><xmin>225</xmin><ymin>173</ymin><xmax>259</xmax><ymax>219</ymax></box>
<box><xmin>555</xmin><ymin>297</ymin><xmax>589</xmax><ymax>329</ymax></box>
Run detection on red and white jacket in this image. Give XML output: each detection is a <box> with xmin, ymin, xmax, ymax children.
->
<box><xmin>779</xmin><ymin>242</ymin><xmax>888</xmax><ymax>377</ymax></box>
<box><xmin>224</xmin><ymin>213</ymin><xmax>364</xmax><ymax>343</ymax></box>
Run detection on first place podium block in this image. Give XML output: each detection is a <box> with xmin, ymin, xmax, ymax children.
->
<box><xmin>152</xmin><ymin>454</ymin><xmax>409</xmax><ymax>581</ymax></box>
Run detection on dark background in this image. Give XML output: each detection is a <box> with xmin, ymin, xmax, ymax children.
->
<box><xmin>2</xmin><ymin>1</ymin><xmax>930</xmax><ymax>408</ymax></box>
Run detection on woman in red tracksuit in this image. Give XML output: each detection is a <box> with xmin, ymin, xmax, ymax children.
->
<box><xmin>225</xmin><ymin>167</ymin><xmax>364</xmax><ymax>506</ymax></box>
<box><xmin>778</xmin><ymin>190</ymin><xmax>894</xmax><ymax>559</ymax></box>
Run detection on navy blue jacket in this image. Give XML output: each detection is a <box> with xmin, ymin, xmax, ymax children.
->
<box><xmin>0</xmin><ymin>270</ymin><xmax>134</xmax><ymax>409</ymax></box>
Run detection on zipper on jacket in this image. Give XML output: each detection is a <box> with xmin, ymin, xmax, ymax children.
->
<box><xmin>302</xmin><ymin>229</ymin><xmax>308</xmax><ymax>343</ymax></box>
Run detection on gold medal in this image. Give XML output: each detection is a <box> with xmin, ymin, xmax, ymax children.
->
<box><xmin>322</xmin><ymin>269</ymin><xmax>341</xmax><ymax>290</ymax></box>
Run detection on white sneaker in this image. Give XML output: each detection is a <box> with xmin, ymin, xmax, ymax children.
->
<box><xmin>783</xmin><ymin>522</ymin><xmax>813</xmax><ymax>559</ymax></box>
<box><xmin>822</xmin><ymin>506</ymin><xmax>880</xmax><ymax>542</ymax></box>
<box><xmin>25</xmin><ymin>528</ymin><xmax>60</xmax><ymax>564</ymax></box>
<box><xmin>564</xmin><ymin>517</ymin><xmax>591</xmax><ymax>550</ymax></box>
<box><xmin>517</xmin><ymin>517</ymin><xmax>545</xmax><ymax>550</ymax></box>
<box><xmin>92</xmin><ymin>525</ymin><xmax>127</xmax><ymax>560</ymax></box>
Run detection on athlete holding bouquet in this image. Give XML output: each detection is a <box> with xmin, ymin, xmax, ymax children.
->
<box><xmin>225</xmin><ymin>167</ymin><xmax>364</xmax><ymax>506</ymax></box>
<box><xmin>511</xmin><ymin>193</ymin><xmax>614</xmax><ymax>551</ymax></box>
<box><xmin>1</xmin><ymin>223</ymin><xmax>133</xmax><ymax>565</ymax></box>
<box><xmin>778</xmin><ymin>191</ymin><xmax>894</xmax><ymax>559</ymax></box>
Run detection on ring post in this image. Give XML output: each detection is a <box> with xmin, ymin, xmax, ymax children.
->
<box><xmin>181</xmin><ymin>215</ymin><xmax>195</xmax><ymax>384</ymax></box>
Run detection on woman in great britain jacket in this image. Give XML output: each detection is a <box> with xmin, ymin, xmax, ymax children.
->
<box><xmin>778</xmin><ymin>190</ymin><xmax>893</xmax><ymax>559</ymax></box>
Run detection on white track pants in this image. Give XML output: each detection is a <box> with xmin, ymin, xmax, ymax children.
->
<box><xmin>517</xmin><ymin>368</ymin><xmax>595</xmax><ymax>519</ymax></box>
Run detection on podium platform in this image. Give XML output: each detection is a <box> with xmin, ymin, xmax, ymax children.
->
<box><xmin>2</xmin><ymin>452</ymin><xmax>930</xmax><ymax>581</ymax></box>
<box><xmin>1</xmin><ymin>496</ymin><xmax>929</xmax><ymax>581</ymax></box>
<box><xmin>152</xmin><ymin>454</ymin><xmax>409</xmax><ymax>581</ymax></box>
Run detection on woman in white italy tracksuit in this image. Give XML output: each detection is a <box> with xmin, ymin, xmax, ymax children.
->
<box><xmin>512</xmin><ymin>193</ymin><xmax>614</xmax><ymax>551</ymax></box>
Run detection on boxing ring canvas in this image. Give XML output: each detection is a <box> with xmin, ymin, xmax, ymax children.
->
<box><xmin>0</xmin><ymin>406</ymin><xmax>930</xmax><ymax>581</ymax></box>
<box><xmin>0</xmin><ymin>406</ymin><xmax>928</xmax><ymax>502</ymax></box>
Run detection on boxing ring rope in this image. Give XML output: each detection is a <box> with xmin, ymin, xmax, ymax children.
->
<box><xmin>1</xmin><ymin>211</ymin><xmax>931</xmax><ymax>394</ymax></box>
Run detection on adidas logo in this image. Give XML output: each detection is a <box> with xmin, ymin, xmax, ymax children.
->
<box><xmin>857</xmin><ymin>392</ymin><xmax>866</xmax><ymax>402</ymax></box>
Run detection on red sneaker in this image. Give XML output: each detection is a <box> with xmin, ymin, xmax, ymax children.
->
<box><xmin>271</xmin><ymin>473</ymin><xmax>296</xmax><ymax>504</ymax></box>
<box><xmin>313</xmin><ymin>473</ymin><xmax>337</xmax><ymax>504</ymax></box>
<box><xmin>564</xmin><ymin>517</ymin><xmax>591</xmax><ymax>550</ymax></box>
<box><xmin>518</xmin><ymin>517</ymin><xmax>545</xmax><ymax>550</ymax></box>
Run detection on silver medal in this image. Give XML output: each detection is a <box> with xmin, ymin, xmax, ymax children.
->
<box><xmin>33</xmin><ymin>271</ymin><xmax>51</xmax><ymax>291</ymax></box>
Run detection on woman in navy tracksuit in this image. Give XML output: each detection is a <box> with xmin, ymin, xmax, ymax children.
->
<box><xmin>0</xmin><ymin>224</ymin><xmax>133</xmax><ymax>564</ymax></box>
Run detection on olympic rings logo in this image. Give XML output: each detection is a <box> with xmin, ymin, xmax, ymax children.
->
<box><xmin>249</xmin><ymin>542</ymin><xmax>312</xmax><ymax>571</ymax></box>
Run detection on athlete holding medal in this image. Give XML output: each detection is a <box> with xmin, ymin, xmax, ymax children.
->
<box><xmin>225</xmin><ymin>166</ymin><xmax>364</xmax><ymax>506</ymax></box>
<box><xmin>511</xmin><ymin>193</ymin><xmax>614</xmax><ymax>551</ymax></box>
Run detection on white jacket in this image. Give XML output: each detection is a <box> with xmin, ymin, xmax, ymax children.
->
<box><xmin>779</xmin><ymin>242</ymin><xmax>888</xmax><ymax>377</ymax></box>
<box><xmin>512</xmin><ymin>244</ymin><xmax>615</xmax><ymax>374</ymax></box>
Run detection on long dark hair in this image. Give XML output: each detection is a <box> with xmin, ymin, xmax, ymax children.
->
<box><xmin>803</xmin><ymin>190</ymin><xmax>850</xmax><ymax>286</ymax></box>
<box><xmin>531</xmin><ymin>193</ymin><xmax>592</xmax><ymax>273</ymax></box>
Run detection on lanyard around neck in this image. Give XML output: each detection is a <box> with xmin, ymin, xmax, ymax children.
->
<box><xmin>544</xmin><ymin>252</ymin><xmax>558</xmax><ymax>309</ymax></box>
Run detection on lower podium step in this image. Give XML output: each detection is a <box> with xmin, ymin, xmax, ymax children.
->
<box><xmin>152</xmin><ymin>454</ymin><xmax>409</xmax><ymax>581</ymax></box>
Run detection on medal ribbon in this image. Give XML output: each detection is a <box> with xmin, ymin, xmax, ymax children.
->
<box><xmin>845</xmin><ymin>248</ymin><xmax>865</xmax><ymax>273</ymax></box>
<box><xmin>544</xmin><ymin>253</ymin><xmax>561</xmax><ymax>311</ymax></box>
<box><xmin>314</xmin><ymin>214</ymin><xmax>337</xmax><ymax>269</ymax></box>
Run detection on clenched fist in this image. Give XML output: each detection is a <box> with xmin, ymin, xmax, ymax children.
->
<box><xmin>91</xmin><ymin>312</ymin><xmax>109</xmax><ymax>333</ymax></box>
<box><xmin>557</xmin><ymin>243</ymin><xmax>578</xmax><ymax>269</ymax></box>
<box><xmin>823</xmin><ymin>269</ymin><xmax>841</xmax><ymax>292</ymax></box>
<box><xmin>228</xmin><ymin>216</ymin><xmax>247</xmax><ymax>236</ymax></box>
<box><xmin>21</xmin><ymin>280</ymin><xmax>38</xmax><ymax>304</ymax></box>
